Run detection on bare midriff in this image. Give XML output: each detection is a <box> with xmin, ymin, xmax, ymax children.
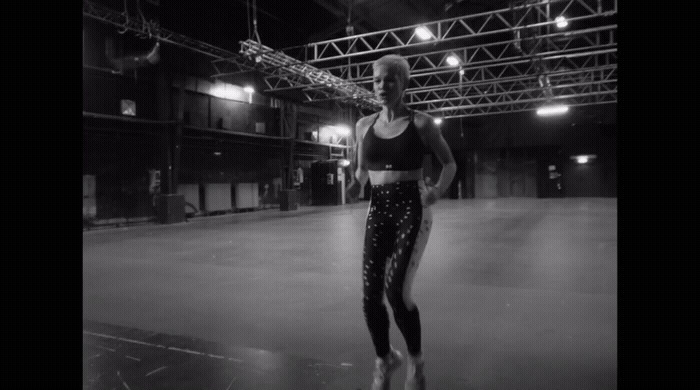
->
<box><xmin>368</xmin><ymin>169</ymin><xmax>423</xmax><ymax>185</ymax></box>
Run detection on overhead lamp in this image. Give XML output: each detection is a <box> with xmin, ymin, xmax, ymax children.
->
<box><xmin>571</xmin><ymin>154</ymin><xmax>596</xmax><ymax>164</ymax></box>
<box><xmin>319</xmin><ymin>125</ymin><xmax>351</xmax><ymax>144</ymax></box>
<box><xmin>459</xmin><ymin>68</ymin><xmax>465</xmax><ymax>76</ymax></box>
<box><xmin>339</xmin><ymin>159</ymin><xmax>351</xmax><ymax>167</ymax></box>
<box><xmin>243</xmin><ymin>86</ymin><xmax>255</xmax><ymax>93</ymax></box>
<box><xmin>446</xmin><ymin>55</ymin><xmax>460</xmax><ymax>67</ymax></box>
<box><xmin>537</xmin><ymin>104</ymin><xmax>569</xmax><ymax>116</ymax></box>
<box><xmin>555</xmin><ymin>16</ymin><xmax>568</xmax><ymax>28</ymax></box>
<box><xmin>415</xmin><ymin>26</ymin><xmax>433</xmax><ymax>40</ymax></box>
<box><xmin>334</xmin><ymin>125</ymin><xmax>351</xmax><ymax>137</ymax></box>
<box><xmin>434</xmin><ymin>118</ymin><xmax>443</xmax><ymax>125</ymax></box>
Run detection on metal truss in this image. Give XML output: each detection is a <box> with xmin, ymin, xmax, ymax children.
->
<box><xmin>305</xmin><ymin>63</ymin><xmax>616</xmax><ymax>117</ymax></box>
<box><xmin>287</xmin><ymin>0</ymin><xmax>616</xmax><ymax>63</ymax></box>
<box><xmin>86</xmin><ymin>0</ymin><xmax>617</xmax><ymax>118</ymax></box>
<box><xmin>234</xmin><ymin>41</ymin><xmax>380</xmax><ymax>110</ymax></box>
<box><xmin>253</xmin><ymin>24</ymin><xmax>617</xmax><ymax>109</ymax></box>
<box><xmin>82</xmin><ymin>0</ymin><xmax>254</xmax><ymax>71</ymax></box>
<box><xmin>418</xmin><ymin>71</ymin><xmax>617</xmax><ymax>118</ymax></box>
<box><xmin>220</xmin><ymin>0</ymin><xmax>617</xmax><ymax>117</ymax></box>
<box><xmin>303</xmin><ymin>24</ymin><xmax>616</xmax><ymax>88</ymax></box>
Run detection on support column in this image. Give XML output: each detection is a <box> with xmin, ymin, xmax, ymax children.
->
<box><xmin>172</xmin><ymin>74</ymin><xmax>185</xmax><ymax>194</ymax></box>
<box><xmin>156</xmin><ymin>68</ymin><xmax>172</xmax><ymax>195</ymax></box>
<box><xmin>284</xmin><ymin>102</ymin><xmax>298</xmax><ymax>190</ymax></box>
<box><xmin>279</xmin><ymin>101</ymin><xmax>299</xmax><ymax>211</ymax></box>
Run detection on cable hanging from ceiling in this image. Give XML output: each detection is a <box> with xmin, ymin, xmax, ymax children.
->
<box><xmin>510</xmin><ymin>0</ymin><xmax>553</xmax><ymax>105</ymax></box>
<box><xmin>118</xmin><ymin>0</ymin><xmax>129</xmax><ymax>34</ymax></box>
<box><xmin>251</xmin><ymin>0</ymin><xmax>262</xmax><ymax>45</ymax></box>
<box><xmin>135</xmin><ymin>0</ymin><xmax>151</xmax><ymax>38</ymax></box>
<box><xmin>243</xmin><ymin>0</ymin><xmax>264</xmax><ymax>66</ymax></box>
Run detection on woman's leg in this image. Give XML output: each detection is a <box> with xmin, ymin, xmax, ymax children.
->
<box><xmin>385</xmin><ymin>201</ymin><xmax>432</xmax><ymax>357</ymax></box>
<box><xmin>362</xmin><ymin>196</ymin><xmax>393</xmax><ymax>358</ymax></box>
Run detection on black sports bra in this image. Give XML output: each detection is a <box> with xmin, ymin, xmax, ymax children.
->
<box><xmin>361</xmin><ymin>110</ymin><xmax>428</xmax><ymax>171</ymax></box>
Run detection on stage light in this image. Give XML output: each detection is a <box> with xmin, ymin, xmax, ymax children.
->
<box><xmin>334</xmin><ymin>125</ymin><xmax>351</xmax><ymax>136</ymax></box>
<box><xmin>571</xmin><ymin>154</ymin><xmax>597</xmax><ymax>164</ymax></box>
<box><xmin>415</xmin><ymin>26</ymin><xmax>433</xmax><ymax>40</ymax></box>
<box><xmin>537</xmin><ymin>104</ymin><xmax>569</xmax><ymax>116</ymax></box>
<box><xmin>555</xmin><ymin>16</ymin><xmax>568</xmax><ymax>28</ymax></box>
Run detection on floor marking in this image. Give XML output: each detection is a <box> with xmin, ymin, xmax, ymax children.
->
<box><xmin>84</xmin><ymin>330</ymin><xmax>245</xmax><ymax>364</ymax></box>
<box><xmin>145</xmin><ymin>366</ymin><xmax>167</xmax><ymax>376</ymax></box>
<box><xmin>116</xmin><ymin>371</ymin><xmax>131</xmax><ymax>390</ymax></box>
<box><xmin>124</xmin><ymin>339</ymin><xmax>156</xmax><ymax>347</ymax></box>
<box><xmin>225</xmin><ymin>376</ymin><xmax>237</xmax><ymax>390</ymax></box>
<box><xmin>310</xmin><ymin>362</ymin><xmax>339</xmax><ymax>368</ymax></box>
<box><xmin>168</xmin><ymin>347</ymin><xmax>204</xmax><ymax>355</ymax></box>
<box><xmin>85</xmin><ymin>332</ymin><xmax>119</xmax><ymax>340</ymax></box>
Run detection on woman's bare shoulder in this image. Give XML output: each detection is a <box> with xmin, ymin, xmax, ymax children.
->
<box><xmin>411</xmin><ymin>110</ymin><xmax>435</xmax><ymax>128</ymax></box>
<box><xmin>356</xmin><ymin>113</ymin><xmax>379</xmax><ymax>136</ymax></box>
<box><xmin>357</xmin><ymin>113</ymin><xmax>379</xmax><ymax>126</ymax></box>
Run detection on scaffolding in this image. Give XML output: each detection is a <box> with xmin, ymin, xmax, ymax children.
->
<box><xmin>85</xmin><ymin>0</ymin><xmax>617</xmax><ymax>118</ymax></box>
<box><xmin>215</xmin><ymin>0</ymin><xmax>617</xmax><ymax>117</ymax></box>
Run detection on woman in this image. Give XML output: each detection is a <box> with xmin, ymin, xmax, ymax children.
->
<box><xmin>346</xmin><ymin>54</ymin><xmax>456</xmax><ymax>390</ymax></box>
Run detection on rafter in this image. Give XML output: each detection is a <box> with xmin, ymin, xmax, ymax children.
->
<box><xmin>221</xmin><ymin>0</ymin><xmax>616</xmax><ymax>117</ymax></box>
<box><xmin>86</xmin><ymin>0</ymin><xmax>617</xmax><ymax>119</ymax></box>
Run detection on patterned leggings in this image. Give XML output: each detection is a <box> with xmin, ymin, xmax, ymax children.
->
<box><xmin>362</xmin><ymin>180</ymin><xmax>433</xmax><ymax>357</ymax></box>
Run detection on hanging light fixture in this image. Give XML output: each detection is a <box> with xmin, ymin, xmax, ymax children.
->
<box><xmin>536</xmin><ymin>71</ymin><xmax>568</xmax><ymax>116</ymax></box>
<box><xmin>555</xmin><ymin>16</ymin><xmax>568</xmax><ymax>28</ymax></box>
<box><xmin>334</xmin><ymin>125</ymin><xmax>351</xmax><ymax>137</ymax></box>
<box><xmin>446</xmin><ymin>54</ymin><xmax>460</xmax><ymax>67</ymax></box>
<box><xmin>537</xmin><ymin>104</ymin><xmax>569</xmax><ymax>116</ymax></box>
<box><xmin>571</xmin><ymin>154</ymin><xmax>597</xmax><ymax>164</ymax></box>
<box><xmin>415</xmin><ymin>26</ymin><xmax>434</xmax><ymax>40</ymax></box>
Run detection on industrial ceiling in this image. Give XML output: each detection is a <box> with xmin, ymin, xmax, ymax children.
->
<box><xmin>84</xmin><ymin>0</ymin><xmax>617</xmax><ymax>119</ymax></box>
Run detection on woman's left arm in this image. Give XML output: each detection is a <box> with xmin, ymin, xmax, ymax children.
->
<box><xmin>419</xmin><ymin>116</ymin><xmax>457</xmax><ymax>198</ymax></box>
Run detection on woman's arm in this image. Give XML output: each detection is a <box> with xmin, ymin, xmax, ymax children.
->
<box><xmin>417</xmin><ymin>113</ymin><xmax>456</xmax><ymax>202</ymax></box>
<box><xmin>347</xmin><ymin>116</ymin><xmax>370</xmax><ymax>200</ymax></box>
<box><xmin>353</xmin><ymin>116</ymin><xmax>370</xmax><ymax>186</ymax></box>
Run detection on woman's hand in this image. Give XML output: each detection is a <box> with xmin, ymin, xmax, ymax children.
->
<box><xmin>346</xmin><ymin>180</ymin><xmax>361</xmax><ymax>202</ymax></box>
<box><xmin>421</xmin><ymin>177</ymin><xmax>439</xmax><ymax>206</ymax></box>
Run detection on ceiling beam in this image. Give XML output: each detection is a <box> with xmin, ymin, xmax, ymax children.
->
<box><xmin>306</xmin><ymin>0</ymin><xmax>374</xmax><ymax>36</ymax></box>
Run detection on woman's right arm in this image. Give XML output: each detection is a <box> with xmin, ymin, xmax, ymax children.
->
<box><xmin>353</xmin><ymin>116</ymin><xmax>369</xmax><ymax>186</ymax></box>
<box><xmin>347</xmin><ymin>117</ymin><xmax>369</xmax><ymax>200</ymax></box>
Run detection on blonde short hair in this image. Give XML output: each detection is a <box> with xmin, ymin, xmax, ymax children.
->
<box><xmin>373</xmin><ymin>54</ymin><xmax>410</xmax><ymax>87</ymax></box>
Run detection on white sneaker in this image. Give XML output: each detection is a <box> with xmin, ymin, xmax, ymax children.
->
<box><xmin>404</xmin><ymin>354</ymin><xmax>426</xmax><ymax>390</ymax></box>
<box><xmin>371</xmin><ymin>348</ymin><xmax>403</xmax><ymax>390</ymax></box>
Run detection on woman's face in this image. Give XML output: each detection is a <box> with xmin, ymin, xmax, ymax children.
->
<box><xmin>373</xmin><ymin>64</ymin><xmax>405</xmax><ymax>107</ymax></box>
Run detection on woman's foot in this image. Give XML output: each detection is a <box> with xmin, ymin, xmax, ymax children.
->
<box><xmin>404</xmin><ymin>353</ymin><xmax>426</xmax><ymax>390</ymax></box>
<box><xmin>371</xmin><ymin>348</ymin><xmax>403</xmax><ymax>390</ymax></box>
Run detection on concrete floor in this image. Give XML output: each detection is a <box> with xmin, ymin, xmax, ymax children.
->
<box><xmin>83</xmin><ymin>198</ymin><xmax>617</xmax><ymax>390</ymax></box>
